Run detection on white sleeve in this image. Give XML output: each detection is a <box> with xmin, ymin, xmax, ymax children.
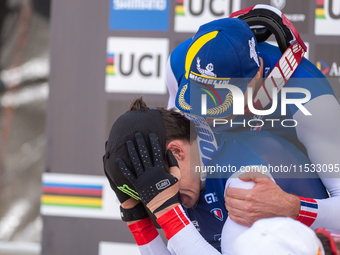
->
<box><xmin>293</xmin><ymin>94</ymin><xmax>340</xmax><ymax>172</ymax></box>
<box><xmin>138</xmin><ymin>235</ymin><xmax>173</xmax><ymax>255</ymax></box>
<box><xmin>166</xmin><ymin>55</ymin><xmax>179</xmax><ymax>110</ymax></box>
<box><xmin>309</xmin><ymin>177</ymin><xmax>340</xmax><ymax>231</ymax></box>
<box><xmin>166</xmin><ymin>242</ymin><xmax>177</xmax><ymax>255</ymax></box>
<box><xmin>293</xmin><ymin>94</ymin><xmax>340</xmax><ymax>231</ymax></box>
<box><xmin>157</xmin><ymin>205</ymin><xmax>221</xmax><ymax>255</ymax></box>
<box><xmin>168</xmin><ymin>221</ymin><xmax>221</xmax><ymax>255</ymax></box>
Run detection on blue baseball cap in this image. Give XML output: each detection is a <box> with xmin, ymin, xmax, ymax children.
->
<box><xmin>175</xmin><ymin>18</ymin><xmax>260</xmax><ymax>118</ymax></box>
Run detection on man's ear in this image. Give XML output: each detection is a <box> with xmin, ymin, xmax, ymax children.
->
<box><xmin>166</xmin><ymin>140</ymin><xmax>185</xmax><ymax>162</ymax></box>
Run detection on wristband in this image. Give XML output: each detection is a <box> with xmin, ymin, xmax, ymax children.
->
<box><xmin>120</xmin><ymin>202</ymin><xmax>149</xmax><ymax>222</ymax></box>
<box><xmin>156</xmin><ymin>205</ymin><xmax>190</xmax><ymax>240</ymax></box>
<box><xmin>128</xmin><ymin>217</ymin><xmax>159</xmax><ymax>246</ymax></box>
<box><xmin>296</xmin><ymin>196</ymin><xmax>318</xmax><ymax>227</ymax></box>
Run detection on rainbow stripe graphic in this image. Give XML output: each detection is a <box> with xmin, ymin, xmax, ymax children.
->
<box><xmin>41</xmin><ymin>182</ymin><xmax>103</xmax><ymax>209</ymax></box>
<box><xmin>316</xmin><ymin>0</ymin><xmax>326</xmax><ymax>19</ymax></box>
<box><xmin>199</xmin><ymin>83</ymin><xmax>223</xmax><ymax>106</ymax></box>
<box><xmin>106</xmin><ymin>53</ymin><xmax>115</xmax><ymax>76</ymax></box>
<box><xmin>175</xmin><ymin>0</ymin><xmax>185</xmax><ymax>16</ymax></box>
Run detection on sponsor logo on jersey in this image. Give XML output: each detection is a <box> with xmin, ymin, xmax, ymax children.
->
<box><xmin>204</xmin><ymin>192</ymin><xmax>218</xmax><ymax>204</ymax></box>
<box><xmin>315</xmin><ymin>0</ymin><xmax>340</xmax><ymax>35</ymax></box>
<box><xmin>174</xmin><ymin>0</ymin><xmax>240</xmax><ymax>32</ymax></box>
<box><xmin>192</xmin><ymin>220</ymin><xmax>201</xmax><ymax>231</ymax></box>
<box><xmin>109</xmin><ymin>0</ymin><xmax>169</xmax><ymax>31</ymax></box>
<box><xmin>210</xmin><ymin>208</ymin><xmax>224</xmax><ymax>221</ymax></box>
<box><xmin>214</xmin><ymin>234</ymin><xmax>222</xmax><ymax>242</ymax></box>
<box><xmin>105</xmin><ymin>37</ymin><xmax>168</xmax><ymax>94</ymax></box>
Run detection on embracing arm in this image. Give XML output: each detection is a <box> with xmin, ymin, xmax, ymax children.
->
<box><xmin>225</xmin><ymin>172</ymin><xmax>340</xmax><ymax>231</ymax></box>
<box><xmin>225</xmin><ymin>171</ymin><xmax>300</xmax><ymax>227</ymax></box>
<box><xmin>293</xmin><ymin>94</ymin><xmax>340</xmax><ymax>230</ymax></box>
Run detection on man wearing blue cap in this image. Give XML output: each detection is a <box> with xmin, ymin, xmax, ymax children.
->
<box><xmin>166</xmin><ymin>6</ymin><xmax>340</xmax><ymax>231</ymax></box>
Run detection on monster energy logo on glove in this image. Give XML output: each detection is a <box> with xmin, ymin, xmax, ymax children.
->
<box><xmin>117</xmin><ymin>184</ymin><xmax>140</xmax><ymax>200</ymax></box>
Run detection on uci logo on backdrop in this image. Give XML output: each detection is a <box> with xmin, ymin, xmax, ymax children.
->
<box><xmin>174</xmin><ymin>0</ymin><xmax>240</xmax><ymax>32</ymax></box>
<box><xmin>315</xmin><ymin>0</ymin><xmax>340</xmax><ymax>35</ymax></box>
<box><xmin>105</xmin><ymin>37</ymin><xmax>169</xmax><ymax>94</ymax></box>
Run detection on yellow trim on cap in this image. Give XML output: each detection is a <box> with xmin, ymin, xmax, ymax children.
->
<box><xmin>185</xmin><ymin>31</ymin><xmax>219</xmax><ymax>79</ymax></box>
<box><xmin>191</xmin><ymin>71</ymin><xmax>230</xmax><ymax>80</ymax></box>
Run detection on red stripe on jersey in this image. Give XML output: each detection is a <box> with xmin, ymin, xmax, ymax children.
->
<box><xmin>157</xmin><ymin>205</ymin><xmax>190</xmax><ymax>240</ymax></box>
<box><xmin>128</xmin><ymin>218</ymin><xmax>159</xmax><ymax>246</ymax></box>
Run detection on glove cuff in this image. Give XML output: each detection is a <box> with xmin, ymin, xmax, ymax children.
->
<box><xmin>153</xmin><ymin>192</ymin><xmax>181</xmax><ymax>214</ymax></box>
<box><xmin>120</xmin><ymin>202</ymin><xmax>149</xmax><ymax>222</ymax></box>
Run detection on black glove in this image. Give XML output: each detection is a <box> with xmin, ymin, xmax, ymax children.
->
<box><xmin>103</xmin><ymin>142</ymin><xmax>140</xmax><ymax>203</ymax></box>
<box><xmin>117</xmin><ymin>133</ymin><xmax>181</xmax><ymax>214</ymax></box>
<box><xmin>103</xmin><ymin>144</ymin><xmax>149</xmax><ymax>222</ymax></box>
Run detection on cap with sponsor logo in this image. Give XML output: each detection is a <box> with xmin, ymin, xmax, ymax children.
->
<box><xmin>175</xmin><ymin>18</ymin><xmax>260</xmax><ymax>118</ymax></box>
<box><xmin>233</xmin><ymin>217</ymin><xmax>325</xmax><ymax>255</ymax></box>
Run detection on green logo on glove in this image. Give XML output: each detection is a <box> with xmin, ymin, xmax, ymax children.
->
<box><xmin>117</xmin><ymin>184</ymin><xmax>140</xmax><ymax>200</ymax></box>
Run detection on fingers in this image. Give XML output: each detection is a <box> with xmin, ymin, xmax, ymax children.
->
<box><xmin>225</xmin><ymin>187</ymin><xmax>250</xmax><ymax>200</ymax></box>
<box><xmin>225</xmin><ymin>198</ymin><xmax>256</xmax><ymax>227</ymax></box>
<box><xmin>227</xmin><ymin>212</ymin><xmax>252</xmax><ymax>227</ymax></box>
<box><xmin>127</xmin><ymin>140</ymin><xmax>144</xmax><ymax>176</ymax></box>
<box><xmin>225</xmin><ymin>193</ymin><xmax>250</xmax><ymax>211</ymax></box>
<box><xmin>166</xmin><ymin>150</ymin><xmax>178</xmax><ymax>168</ymax></box>
<box><xmin>238</xmin><ymin>171</ymin><xmax>270</xmax><ymax>182</ymax></box>
<box><xmin>149</xmin><ymin>133</ymin><xmax>163</xmax><ymax>167</ymax></box>
<box><xmin>166</xmin><ymin>150</ymin><xmax>181</xmax><ymax>180</ymax></box>
<box><xmin>116</xmin><ymin>158</ymin><xmax>136</xmax><ymax>183</ymax></box>
<box><xmin>135</xmin><ymin>133</ymin><xmax>152</xmax><ymax>169</ymax></box>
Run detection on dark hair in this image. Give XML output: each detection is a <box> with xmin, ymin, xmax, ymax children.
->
<box><xmin>129</xmin><ymin>97</ymin><xmax>197</xmax><ymax>144</ymax></box>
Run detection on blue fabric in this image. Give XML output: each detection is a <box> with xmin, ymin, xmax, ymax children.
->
<box><xmin>184</xmin><ymin>131</ymin><xmax>328</xmax><ymax>252</ymax></box>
